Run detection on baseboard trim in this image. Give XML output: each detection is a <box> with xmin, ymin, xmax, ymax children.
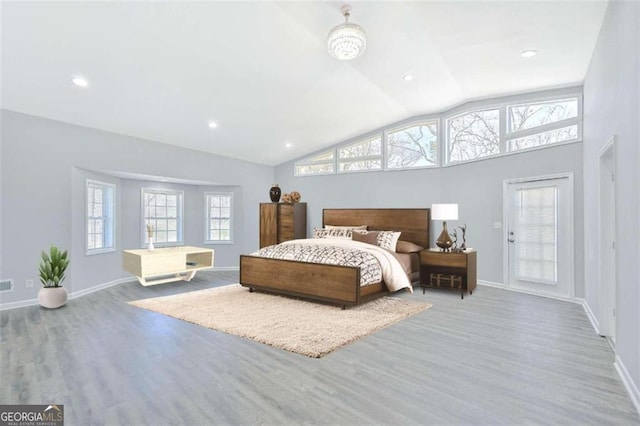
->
<box><xmin>577</xmin><ymin>297</ymin><xmax>601</xmax><ymax>334</ymax></box>
<box><xmin>0</xmin><ymin>297</ymin><xmax>39</xmax><ymax>311</ymax></box>
<box><xmin>0</xmin><ymin>268</ymin><xmax>240</xmax><ymax>311</ymax></box>
<box><xmin>477</xmin><ymin>280</ymin><xmax>505</xmax><ymax>288</ymax></box>
<box><xmin>69</xmin><ymin>277</ymin><xmax>132</xmax><ymax>300</ymax></box>
<box><xmin>614</xmin><ymin>355</ymin><xmax>640</xmax><ymax>417</ymax></box>
<box><xmin>479</xmin><ymin>280</ymin><xmax>582</xmax><ymax>305</ymax></box>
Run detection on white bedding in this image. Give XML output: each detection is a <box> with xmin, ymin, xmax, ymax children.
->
<box><xmin>279</xmin><ymin>238</ymin><xmax>413</xmax><ymax>294</ymax></box>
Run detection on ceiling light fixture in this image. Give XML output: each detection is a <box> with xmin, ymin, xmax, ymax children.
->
<box><xmin>520</xmin><ymin>50</ymin><xmax>538</xmax><ymax>58</ymax></box>
<box><xmin>208</xmin><ymin>121</ymin><xmax>218</xmax><ymax>129</ymax></box>
<box><xmin>327</xmin><ymin>4</ymin><xmax>366</xmax><ymax>60</ymax></box>
<box><xmin>285</xmin><ymin>143</ymin><xmax>293</xmax><ymax>149</ymax></box>
<box><xmin>71</xmin><ymin>76</ymin><xmax>89</xmax><ymax>87</ymax></box>
<box><xmin>403</xmin><ymin>74</ymin><xmax>415</xmax><ymax>81</ymax></box>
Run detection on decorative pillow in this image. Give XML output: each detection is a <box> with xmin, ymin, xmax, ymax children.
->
<box><xmin>376</xmin><ymin>231</ymin><xmax>402</xmax><ymax>252</ymax></box>
<box><xmin>325</xmin><ymin>225</ymin><xmax>367</xmax><ymax>231</ymax></box>
<box><xmin>396</xmin><ymin>240</ymin><xmax>424</xmax><ymax>254</ymax></box>
<box><xmin>352</xmin><ymin>230</ymin><xmax>379</xmax><ymax>246</ymax></box>
<box><xmin>313</xmin><ymin>227</ymin><xmax>353</xmax><ymax>239</ymax></box>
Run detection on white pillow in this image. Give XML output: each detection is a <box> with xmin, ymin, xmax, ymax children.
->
<box><xmin>325</xmin><ymin>225</ymin><xmax>367</xmax><ymax>231</ymax></box>
<box><xmin>376</xmin><ymin>231</ymin><xmax>402</xmax><ymax>252</ymax></box>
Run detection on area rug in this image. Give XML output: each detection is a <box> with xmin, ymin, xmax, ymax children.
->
<box><xmin>128</xmin><ymin>284</ymin><xmax>431</xmax><ymax>358</ymax></box>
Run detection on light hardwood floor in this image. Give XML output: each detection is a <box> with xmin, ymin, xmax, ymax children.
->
<box><xmin>1</xmin><ymin>271</ymin><xmax>639</xmax><ymax>425</ymax></box>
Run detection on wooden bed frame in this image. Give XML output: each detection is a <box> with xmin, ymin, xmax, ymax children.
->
<box><xmin>240</xmin><ymin>208</ymin><xmax>430</xmax><ymax>308</ymax></box>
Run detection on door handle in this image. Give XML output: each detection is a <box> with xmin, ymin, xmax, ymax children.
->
<box><xmin>508</xmin><ymin>238</ymin><xmax>515</xmax><ymax>243</ymax></box>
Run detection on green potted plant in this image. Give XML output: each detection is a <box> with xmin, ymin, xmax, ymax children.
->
<box><xmin>37</xmin><ymin>245</ymin><xmax>69</xmax><ymax>309</ymax></box>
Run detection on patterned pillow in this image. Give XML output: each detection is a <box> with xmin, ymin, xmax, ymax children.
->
<box><xmin>313</xmin><ymin>227</ymin><xmax>353</xmax><ymax>239</ymax></box>
<box><xmin>376</xmin><ymin>231</ymin><xmax>402</xmax><ymax>251</ymax></box>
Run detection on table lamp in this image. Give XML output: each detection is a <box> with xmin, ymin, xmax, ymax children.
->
<box><xmin>431</xmin><ymin>203</ymin><xmax>458</xmax><ymax>251</ymax></box>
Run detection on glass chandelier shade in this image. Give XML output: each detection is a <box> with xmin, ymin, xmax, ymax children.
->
<box><xmin>327</xmin><ymin>5</ymin><xmax>367</xmax><ymax>60</ymax></box>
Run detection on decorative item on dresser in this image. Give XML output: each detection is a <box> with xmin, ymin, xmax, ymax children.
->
<box><xmin>259</xmin><ymin>202</ymin><xmax>307</xmax><ymax>248</ymax></box>
<box><xmin>419</xmin><ymin>248</ymin><xmax>477</xmax><ymax>299</ymax></box>
<box><xmin>269</xmin><ymin>184</ymin><xmax>281</xmax><ymax>202</ymax></box>
<box><xmin>431</xmin><ymin>203</ymin><xmax>458</xmax><ymax>251</ymax></box>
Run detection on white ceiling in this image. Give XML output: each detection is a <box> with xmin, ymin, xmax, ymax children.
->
<box><xmin>1</xmin><ymin>1</ymin><xmax>607</xmax><ymax>166</ymax></box>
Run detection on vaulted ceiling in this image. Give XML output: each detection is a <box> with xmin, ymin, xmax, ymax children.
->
<box><xmin>1</xmin><ymin>1</ymin><xmax>607</xmax><ymax>166</ymax></box>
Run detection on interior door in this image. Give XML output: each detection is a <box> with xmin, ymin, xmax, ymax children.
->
<box><xmin>506</xmin><ymin>176</ymin><xmax>573</xmax><ymax>298</ymax></box>
<box><xmin>598</xmin><ymin>139</ymin><xmax>616</xmax><ymax>339</ymax></box>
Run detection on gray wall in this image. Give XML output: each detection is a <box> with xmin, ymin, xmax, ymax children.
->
<box><xmin>0</xmin><ymin>110</ymin><xmax>274</xmax><ymax>304</ymax></box>
<box><xmin>276</xmin><ymin>142</ymin><xmax>584</xmax><ymax>294</ymax></box>
<box><xmin>583</xmin><ymin>0</ymin><xmax>640</xmax><ymax>403</ymax></box>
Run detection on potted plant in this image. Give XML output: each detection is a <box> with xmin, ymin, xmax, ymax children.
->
<box><xmin>37</xmin><ymin>245</ymin><xmax>69</xmax><ymax>309</ymax></box>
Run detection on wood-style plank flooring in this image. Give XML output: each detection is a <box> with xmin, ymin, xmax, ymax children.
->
<box><xmin>1</xmin><ymin>271</ymin><xmax>639</xmax><ymax>425</ymax></box>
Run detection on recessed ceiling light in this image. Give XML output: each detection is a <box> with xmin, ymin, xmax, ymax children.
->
<box><xmin>402</xmin><ymin>74</ymin><xmax>414</xmax><ymax>81</ymax></box>
<box><xmin>285</xmin><ymin>143</ymin><xmax>293</xmax><ymax>149</ymax></box>
<box><xmin>520</xmin><ymin>50</ymin><xmax>538</xmax><ymax>58</ymax></box>
<box><xmin>71</xmin><ymin>76</ymin><xmax>89</xmax><ymax>87</ymax></box>
<box><xmin>208</xmin><ymin>122</ymin><xmax>218</xmax><ymax>129</ymax></box>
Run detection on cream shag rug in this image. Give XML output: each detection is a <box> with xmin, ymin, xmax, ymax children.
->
<box><xmin>129</xmin><ymin>284</ymin><xmax>431</xmax><ymax>358</ymax></box>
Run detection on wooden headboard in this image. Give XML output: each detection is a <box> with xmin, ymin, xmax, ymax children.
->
<box><xmin>322</xmin><ymin>208</ymin><xmax>430</xmax><ymax>248</ymax></box>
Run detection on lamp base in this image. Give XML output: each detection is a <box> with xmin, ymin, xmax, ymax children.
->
<box><xmin>436</xmin><ymin>221</ymin><xmax>454</xmax><ymax>251</ymax></box>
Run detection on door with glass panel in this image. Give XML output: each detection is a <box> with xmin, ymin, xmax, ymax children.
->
<box><xmin>506</xmin><ymin>176</ymin><xmax>573</xmax><ymax>298</ymax></box>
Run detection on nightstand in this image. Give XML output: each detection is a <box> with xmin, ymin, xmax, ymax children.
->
<box><xmin>419</xmin><ymin>249</ymin><xmax>477</xmax><ymax>299</ymax></box>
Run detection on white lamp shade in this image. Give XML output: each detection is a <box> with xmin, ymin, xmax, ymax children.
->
<box><xmin>431</xmin><ymin>203</ymin><xmax>458</xmax><ymax>220</ymax></box>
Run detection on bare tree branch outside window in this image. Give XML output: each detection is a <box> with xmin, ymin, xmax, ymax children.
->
<box><xmin>338</xmin><ymin>138</ymin><xmax>382</xmax><ymax>171</ymax></box>
<box><xmin>448</xmin><ymin>109</ymin><xmax>500</xmax><ymax>163</ymax></box>
<box><xmin>295</xmin><ymin>150</ymin><xmax>335</xmax><ymax>175</ymax></box>
<box><xmin>507</xmin><ymin>99</ymin><xmax>578</xmax><ymax>151</ymax></box>
<box><xmin>386</xmin><ymin>122</ymin><xmax>438</xmax><ymax>169</ymax></box>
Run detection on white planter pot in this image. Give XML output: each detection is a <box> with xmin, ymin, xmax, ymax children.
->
<box><xmin>38</xmin><ymin>286</ymin><xmax>68</xmax><ymax>309</ymax></box>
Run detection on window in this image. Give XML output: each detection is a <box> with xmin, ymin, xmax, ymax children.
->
<box><xmin>142</xmin><ymin>189</ymin><xmax>183</xmax><ymax>246</ymax></box>
<box><xmin>447</xmin><ymin>108</ymin><xmax>500</xmax><ymax>163</ymax></box>
<box><xmin>87</xmin><ymin>180</ymin><xmax>115</xmax><ymax>254</ymax></box>
<box><xmin>506</xmin><ymin>98</ymin><xmax>580</xmax><ymax>152</ymax></box>
<box><xmin>508</xmin><ymin>125</ymin><xmax>579</xmax><ymax>151</ymax></box>
<box><xmin>293</xmin><ymin>91</ymin><xmax>582</xmax><ymax>175</ymax></box>
<box><xmin>294</xmin><ymin>150</ymin><xmax>335</xmax><ymax>176</ymax></box>
<box><xmin>386</xmin><ymin>121</ymin><xmax>438</xmax><ymax>169</ymax></box>
<box><xmin>205</xmin><ymin>193</ymin><xmax>233</xmax><ymax>243</ymax></box>
<box><xmin>338</xmin><ymin>136</ymin><xmax>382</xmax><ymax>172</ymax></box>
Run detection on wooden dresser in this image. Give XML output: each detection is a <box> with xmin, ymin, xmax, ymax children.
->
<box><xmin>259</xmin><ymin>202</ymin><xmax>307</xmax><ymax>248</ymax></box>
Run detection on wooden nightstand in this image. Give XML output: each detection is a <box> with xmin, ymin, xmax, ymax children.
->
<box><xmin>419</xmin><ymin>249</ymin><xmax>477</xmax><ymax>299</ymax></box>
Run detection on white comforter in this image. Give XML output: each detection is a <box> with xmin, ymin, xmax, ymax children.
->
<box><xmin>279</xmin><ymin>238</ymin><xmax>413</xmax><ymax>293</ymax></box>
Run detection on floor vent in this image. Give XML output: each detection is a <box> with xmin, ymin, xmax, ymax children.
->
<box><xmin>0</xmin><ymin>280</ymin><xmax>13</xmax><ymax>292</ymax></box>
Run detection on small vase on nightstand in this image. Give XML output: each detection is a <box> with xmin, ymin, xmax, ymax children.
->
<box><xmin>148</xmin><ymin>237</ymin><xmax>155</xmax><ymax>251</ymax></box>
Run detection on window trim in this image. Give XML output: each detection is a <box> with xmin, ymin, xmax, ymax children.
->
<box><xmin>445</xmin><ymin>106</ymin><xmax>501</xmax><ymax>165</ymax></box>
<box><xmin>336</xmin><ymin>135</ymin><xmax>383</xmax><ymax>174</ymax></box>
<box><xmin>204</xmin><ymin>192</ymin><xmax>234</xmax><ymax>245</ymax></box>
<box><xmin>504</xmin><ymin>96</ymin><xmax>582</xmax><ymax>151</ymax></box>
<box><xmin>294</xmin><ymin>149</ymin><xmax>336</xmax><ymax>176</ymax></box>
<box><xmin>140</xmin><ymin>187</ymin><xmax>184</xmax><ymax>248</ymax></box>
<box><xmin>384</xmin><ymin>119</ymin><xmax>440</xmax><ymax>170</ymax></box>
<box><xmin>86</xmin><ymin>179</ymin><xmax>116</xmax><ymax>256</ymax></box>
<box><xmin>293</xmin><ymin>89</ymin><xmax>583</xmax><ymax>175</ymax></box>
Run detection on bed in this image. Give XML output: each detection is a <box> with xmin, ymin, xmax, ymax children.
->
<box><xmin>239</xmin><ymin>208</ymin><xmax>430</xmax><ymax>308</ymax></box>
